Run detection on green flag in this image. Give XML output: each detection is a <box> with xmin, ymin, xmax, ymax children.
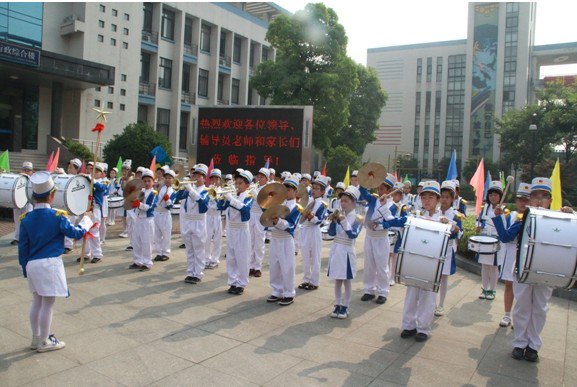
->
<box><xmin>115</xmin><ymin>156</ymin><xmax>123</xmax><ymax>180</ymax></box>
<box><xmin>0</xmin><ymin>150</ymin><xmax>10</xmax><ymax>172</ymax></box>
<box><xmin>404</xmin><ymin>174</ymin><xmax>410</xmax><ymax>183</ymax></box>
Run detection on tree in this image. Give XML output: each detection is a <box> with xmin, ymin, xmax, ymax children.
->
<box><xmin>326</xmin><ymin>145</ymin><xmax>360</xmax><ymax>183</ymax></box>
<box><xmin>102</xmin><ymin>122</ymin><xmax>172</xmax><ymax>170</ymax></box>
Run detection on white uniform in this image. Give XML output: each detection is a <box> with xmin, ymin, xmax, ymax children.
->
<box><xmin>498</xmin><ymin>211</ymin><xmax>520</xmax><ymax>281</ymax></box>
<box><xmin>98</xmin><ymin>178</ymin><xmax>109</xmax><ymax>243</ymax></box>
<box><xmin>476</xmin><ymin>204</ymin><xmax>505</xmax><ymax>266</ymax></box>
<box><xmin>269</xmin><ymin>199</ymin><xmax>299</xmax><ymax>298</ymax></box>
<box><xmin>13</xmin><ymin>203</ymin><xmax>33</xmax><ymax>241</ymax></box>
<box><xmin>512</xmin><ymin>282</ymin><xmax>553</xmax><ymax>351</ymax></box>
<box><xmin>249</xmin><ymin>184</ymin><xmax>267</xmax><ymax>271</ymax></box>
<box><xmin>179</xmin><ymin>185</ymin><xmax>208</xmax><ymax>279</ymax></box>
<box><xmin>132</xmin><ymin>189</ymin><xmax>157</xmax><ymax>268</ymax></box>
<box><xmin>440</xmin><ymin>207</ymin><xmax>458</xmax><ymax>276</ymax></box>
<box><xmin>327</xmin><ymin>209</ymin><xmax>361</xmax><ymax>279</ymax></box>
<box><xmin>205</xmin><ymin>193</ymin><xmax>222</xmax><ymax>266</ymax></box>
<box><xmin>154</xmin><ymin>184</ymin><xmax>174</xmax><ymax>257</ymax></box>
<box><xmin>300</xmin><ymin>197</ymin><xmax>326</xmax><ymax>286</ymax></box>
<box><xmin>107</xmin><ymin>179</ymin><xmax>120</xmax><ymax>224</ymax></box>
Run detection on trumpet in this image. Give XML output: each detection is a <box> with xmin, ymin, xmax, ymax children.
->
<box><xmin>173</xmin><ymin>178</ymin><xmax>197</xmax><ymax>190</ymax></box>
<box><xmin>207</xmin><ymin>186</ymin><xmax>237</xmax><ymax>200</ymax></box>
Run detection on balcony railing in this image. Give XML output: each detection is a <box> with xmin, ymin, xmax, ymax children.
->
<box><xmin>181</xmin><ymin>91</ymin><xmax>195</xmax><ymax>104</ymax></box>
<box><xmin>142</xmin><ymin>30</ymin><xmax>159</xmax><ymax>45</ymax></box>
<box><xmin>184</xmin><ymin>43</ymin><xmax>198</xmax><ymax>57</ymax></box>
<box><xmin>139</xmin><ymin>81</ymin><xmax>156</xmax><ymax>96</ymax></box>
<box><xmin>219</xmin><ymin>55</ymin><xmax>231</xmax><ymax>68</ymax></box>
<box><xmin>217</xmin><ymin>99</ymin><xmax>229</xmax><ymax>105</ymax></box>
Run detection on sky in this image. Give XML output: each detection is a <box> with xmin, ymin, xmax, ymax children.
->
<box><xmin>274</xmin><ymin>0</ymin><xmax>577</xmax><ymax>77</ymax></box>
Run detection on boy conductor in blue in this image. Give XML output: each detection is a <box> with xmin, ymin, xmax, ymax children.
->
<box><xmin>19</xmin><ymin>171</ymin><xmax>94</xmax><ymax>352</ymax></box>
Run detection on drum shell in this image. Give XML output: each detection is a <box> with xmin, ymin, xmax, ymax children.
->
<box><xmin>0</xmin><ymin>173</ymin><xmax>29</xmax><ymax>209</ymax></box>
<box><xmin>468</xmin><ymin>236</ymin><xmax>500</xmax><ymax>254</ymax></box>
<box><xmin>52</xmin><ymin>175</ymin><xmax>91</xmax><ymax>216</ymax></box>
<box><xmin>388</xmin><ymin>231</ymin><xmax>397</xmax><ymax>246</ymax></box>
<box><xmin>517</xmin><ymin>207</ymin><xmax>577</xmax><ymax>288</ymax></box>
<box><xmin>395</xmin><ymin>216</ymin><xmax>452</xmax><ymax>292</ymax></box>
<box><xmin>170</xmin><ymin>204</ymin><xmax>181</xmax><ymax>215</ymax></box>
<box><xmin>108</xmin><ymin>196</ymin><xmax>124</xmax><ymax>209</ymax></box>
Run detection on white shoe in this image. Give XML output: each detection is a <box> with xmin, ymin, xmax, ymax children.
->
<box><xmin>30</xmin><ymin>335</ymin><xmax>42</xmax><ymax>350</ymax></box>
<box><xmin>37</xmin><ymin>335</ymin><xmax>66</xmax><ymax>353</ymax></box>
<box><xmin>119</xmin><ymin>232</ymin><xmax>128</xmax><ymax>238</ymax></box>
<box><xmin>389</xmin><ymin>280</ymin><xmax>395</xmax><ymax>286</ymax></box>
<box><xmin>499</xmin><ymin>315</ymin><xmax>512</xmax><ymax>327</ymax></box>
<box><xmin>434</xmin><ymin>306</ymin><xmax>445</xmax><ymax>317</ymax></box>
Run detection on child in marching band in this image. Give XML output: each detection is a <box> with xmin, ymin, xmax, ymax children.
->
<box><xmin>12</xmin><ymin>162</ymin><xmax>35</xmax><ymax>246</ymax></box>
<box><xmin>107</xmin><ymin>167</ymin><xmax>120</xmax><ymax>226</ymax></box>
<box><xmin>327</xmin><ymin>186</ymin><xmax>363</xmax><ymax>319</ymax></box>
<box><xmin>388</xmin><ymin>181</ymin><xmax>409</xmax><ymax>287</ymax></box>
<box><xmin>249</xmin><ymin>168</ymin><xmax>270</xmax><ymax>278</ymax></box>
<box><xmin>383</xmin><ymin>181</ymin><xmax>460</xmax><ymax>341</ymax></box>
<box><xmin>128</xmin><ymin>169</ymin><xmax>157</xmax><ymax>271</ymax></box>
<box><xmin>153</xmin><ymin>169</ymin><xmax>175</xmax><ymax>262</ymax></box>
<box><xmin>205</xmin><ymin>168</ymin><xmax>224</xmax><ymax>269</ymax></box>
<box><xmin>80</xmin><ymin>165</ymin><xmax>108</xmax><ymax>264</ymax></box>
<box><xmin>476</xmin><ymin>181</ymin><xmax>505</xmax><ymax>300</ymax></box>
<box><xmin>435</xmin><ymin>181</ymin><xmax>463</xmax><ymax>316</ymax></box>
<box><xmin>266</xmin><ymin>175</ymin><xmax>302</xmax><ymax>306</ymax></box>
<box><xmin>64</xmin><ymin>159</ymin><xmax>82</xmax><ymax>253</ymax></box>
<box><xmin>218</xmin><ymin>169</ymin><xmax>254</xmax><ymax>295</ymax></box>
<box><xmin>96</xmin><ymin>163</ymin><xmax>109</xmax><ymax>244</ymax></box>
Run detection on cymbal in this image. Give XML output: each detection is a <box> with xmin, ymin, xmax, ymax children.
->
<box><xmin>296</xmin><ymin>184</ymin><xmax>309</xmax><ymax>208</ymax></box>
<box><xmin>123</xmin><ymin>178</ymin><xmax>144</xmax><ymax>210</ymax></box>
<box><xmin>257</xmin><ymin>182</ymin><xmax>287</xmax><ymax>209</ymax></box>
<box><xmin>358</xmin><ymin>162</ymin><xmax>386</xmax><ymax>189</ymax></box>
<box><xmin>260</xmin><ymin>204</ymin><xmax>290</xmax><ymax>228</ymax></box>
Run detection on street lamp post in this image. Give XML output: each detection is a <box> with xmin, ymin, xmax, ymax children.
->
<box><xmin>529</xmin><ymin>123</ymin><xmax>538</xmax><ymax>179</ymax></box>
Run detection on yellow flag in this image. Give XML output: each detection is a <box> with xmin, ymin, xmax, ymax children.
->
<box><xmin>343</xmin><ymin>166</ymin><xmax>350</xmax><ymax>187</ymax></box>
<box><xmin>550</xmin><ymin>158</ymin><xmax>562</xmax><ymax>210</ymax></box>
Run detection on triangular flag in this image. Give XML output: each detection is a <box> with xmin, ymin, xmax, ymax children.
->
<box><xmin>343</xmin><ymin>166</ymin><xmax>350</xmax><ymax>187</ymax></box>
<box><xmin>0</xmin><ymin>150</ymin><xmax>10</xmax><ymax>172</ymax></box>
<box><xmin>149</xmin><ymin>155</ymin><xmax>156</xmax><ymax>171</ymax></box>
<box><xmin>48</xmin><ymin>148</ymin><xmax>60</xmax><ymax>172</ymax></box>
<box><xmin>115</xmin><ymin>156</ymin><xmax>123</xmax><ymax>176</ymax></box>
<box><xmin>207</xmin><ymin>157</ymin><xmax>214</xmax><ymax>177</ymax></box>
<box><xmin>263</xmin><ymin>157</ymin><xmax>270</xmax><ymax>169</ymax></box>
<box><xmin>550</xmin><ymin>158</ymin><xmax>562</xmax><ymax>210</ymax></box>
<box><xmin>46</xmin><ymin>151</ymin><xmax>55</xmax><ymax>171</ymax></box>
<box><xmin>404</xmin><ymin>174</ymin><xmax>410</xmax><ymax>183</ymax></box>
<box><xmin>80</xmin><ymin>161</ymin><xmax>86</xmax><ymax>174</ymax></box>
<box><xmin>469</xmin><ymin>158</ymin><xmax>485</xmax><ymax>216</ymax></box>
<box><xmin>321</xmin><ymin>162</ymin><xmax>327</xmax><ymax>176</ymax></box>
<box><xmin>446</xmin><ymin>149</ymin><xmax>458</xmax><ymax>181</ymax></box>
<box><xmin>483</xmin><ymin>170</ymin><xmax>492</xmax><ymax>200</ymax></box>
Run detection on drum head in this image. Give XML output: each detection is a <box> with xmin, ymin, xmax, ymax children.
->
<box><xmin>469</xmin><ymin>235</ymin><xmax>499</xmax><ymax>244</ymax></box>
<box><xmin>0</xmin><ymin>174</ymin><xmax>29</xmax><ymax>209</ymax></box>
<box><xmin>516</xmin><ymin>209</ymin><xmax>532</xmax><ymax>280</ymax></box>
<box><xmin>54</xmin><ymin>175</ymin><xmax>90</xmax><ymax>215</ymax></box>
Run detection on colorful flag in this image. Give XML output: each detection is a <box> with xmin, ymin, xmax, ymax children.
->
<box><xmin>550</xmin><ymin>158</ymin><xmax>563</xmax><ymax>210</ymax></box>
<box><xmin>46</xmin><ymin>151</ymin><xmax>55</xmax><ymax>171</ymax></box>
<box><xmin>446</xmin><ymin>149</ymin><xmax>458</xmax><ymax>181</ymax></box>
<box><xmin>263</xmin><ymin>157</ymin><xmax>270</xmax><ymax>169</ymax></box>
<box><xmin>483</xmin><ymin>170</ymin><xmax>492</xmax><ymax>201</ymax></box>
<box><xmin>0</xmin><ymin>150</ymin><xmax>10</xmax><ymax>172</ymax></box>
<box><xmin>150</xmin><ymin>146</ymin><xmax>168</xmax><ymax>163</ymax></box>
<box><xmin>469</xmin><ymin>158</ymin><xmax>485</xmax><ymax>216</ymax></box>
<box><xmin>149</xmin><ymin>155</ymin><xmax>156</xmax><ymax>171</ymax></box>
<box><xmin>404</xmin><ymin>174</ymin><xmax>410</xmax><ymax>183</ymax></box>
<box><xmin>115</xmin><ymin>156</ymin><xmax>123</xmax><ymax>176</ymax></box>
<box><xmin>207</xmin><ymin>157</ymin><xmax>214</xmax><ymax>177</ymax></box>
<box><xmin>48</xmin><ymin>148</ymin><xmax>60</xmax><ymax>172</ymax></box>
<box><xmin>321</xmin><ymin>162</ymin><xmax>327</xmax><ymax>176</ymax></box>
<box><xmin>343</xmin><ymin>166</ymin><xmax>350</xmax><ymax>187</ymax></box>
<box><xmin>80</xmin><ymin>161</ymin><xmax>86</xmax><ymax>174</ymax></box>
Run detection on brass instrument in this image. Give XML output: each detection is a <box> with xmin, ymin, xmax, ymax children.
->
<box><xmin>298</xmin><ymin>201</ymin><xmax>316</xmax><ymax>224</ymax></box>
<box><xmin>296</xmin><ymin>184</ymin><xmax>309</xmax><ymax>208</ymax></box>
<box><xmin>123</xmin><ymin>178</ymin><xmax>145</xmax><ymax>210</ymax></box>
<box><xmin>173</xmin><ymin>178</ymin><xmax>197</xmax><ymax>190</ymax></box>
<box><xmin>358</xmin><ymin>162</ymin><xmax>387</xmax><ymax>189</ymax></box>
<box><xmin>256</xmin><ymin>182</ymin><xmax>287</xmax><ymax>209</ymax></box>
<box><xmin>260</xmin><ymin>204</ymin><xmax>290</xmax><ymax>227</ymax></box>
<box><xmin>207</xmin><ymin>185</ymin><xmax>237</xmax><ymax>200</ymax></box>
<box><xmin>327</xmin><ymin>209</ymin><xmax>345</xmax><ymax>222</ymax></box>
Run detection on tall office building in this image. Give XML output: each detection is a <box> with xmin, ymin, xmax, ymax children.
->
<box><xmin>0</xmin><ymin>2</ymin><xmax>285</xmax><ymax>169</ymax></box>
<box><xmin>365</xmin><ymin>2</ymin><xmax>577</xmax><ymax>173</ymax></box>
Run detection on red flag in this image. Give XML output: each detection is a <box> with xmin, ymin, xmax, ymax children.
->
<box><xmin>46</xmin><ymin>151</ymin><xmax>55</xmax><ymax>171</ymax></box>
<box><xmin>149</xmin><ymin>155</ymin><xmax>156</xmax><ymax>171</ymax></box>
<box><xmin>207</xmin><ymin>157</ymin><xmax>214</xmax><ymax>177</ymax></box>
<box><xmin>80</xmin><ymin>161</ymin><xmax>86</xmax><ymax>174</ymax></box>
<box><xmin>469</xmin><ymin>158</ymin><xmax>485</xmax><ymax>216</ymax></box>
<box><xmin>321</xmin><ymin>162</ymin><xmax>327</xmax><ymax>176</ymax></box>
<box><xmin>48</xmin><ymin>147</ymin><xmax>60</xmax><ymax>172</ymax></box>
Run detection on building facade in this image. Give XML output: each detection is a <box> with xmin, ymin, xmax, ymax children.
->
<box><xmin>365</xmin><ymin>2</ymin><xmax>577</xmax><ymax>173</ymax></box>
<box><xmin>0</xmin><ymin>2</ymin><xmax>285</xmax><ymax>169</ymax></box>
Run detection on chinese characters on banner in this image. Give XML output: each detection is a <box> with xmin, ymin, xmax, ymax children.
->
<box><xmin>197</xmin><ymin>107</ymin><xmax>304</xmax><ymax>172</ymax></box>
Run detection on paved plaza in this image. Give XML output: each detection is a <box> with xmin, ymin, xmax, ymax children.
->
<box><xmin>1</xmin><ymin>227</ymin><xmax>576</xmax><ymax>386</ymax></box>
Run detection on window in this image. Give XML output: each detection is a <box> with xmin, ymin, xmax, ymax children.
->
<box><xmin>137</xmin><ymin>105</ymin><xmax>148</xmax><ymax>123</ymax></box>
<box><xmin>426</xmin><ymin>57</ymin><xmax>432</xmax><ymax>82</ymax></box>
<box><xmin>120</xmin><ymin>89</ymin><xmax>126</xmax><ymax>96</ymax></box>
<box><xmin>182</xmin><ymin>63</ymin><xmax>190</xmax><ymax>93</ymax></box>
<box><xmin>161</xmin><ymin>8</ymin><xmax>175</xmax><ymax>40</ymax></box>
<box><xmin>108</xmin><ymin>86</ymin><xmax>114</xmax><ymax>94</ymax></box>
<box><xmin>416</xmin><ymin>58</ymin><xmax>422</xmax><ymax>83</ymax></box>
<box><xmin>262</xmin><ymin>46</ymin><xmax>269</xmax><ymax>61</ymax></box>
<box><xmin>158</xmin><ymin>57</ymin><xmax>172</xmax><ymax>89</ymax></box>
<box><xmin>110</xmin><ymin>38</ymin><xmax>116</xmax><ymax>46</ymax></box>
<box><xmin>123</xmin><ymin>28</ymin><xmax>129</xmax><ymax>35</ymax></box>
<box><xmin>97</xmin><ymin>34</ymin><xmax>104</xmax><ymax>43</ymax></box>
<box><xmin>124</xmin><ymin>13</ymin><xmax>130</xmax><ymax>21</ymax></box>
<box><xmin>99</xmin><ymin>4</ymin><xmax>105</xmax><ymax>12</ymax></box>
<box><xmin>436</xmin><ymin>56</ymin><xmax>443</xmax><ymax>82</ymax></box>
<box><xmin>184</xmin><ymin>17</ymin><xmax>193</xmax><ymax>45</ymax></box>
<box><xmin>179</xmin><ymin>112</ymin><xmax>188</xmax><ymax>151</ymax></box>
<box><xmin>98</xmin><ymin>20</ymin><xmax>105</xmax><ymax>28</ymax></box>
<box><xmin>123</xmin><ymin>42</ymin><xmax>128</xmax><ymax>49</ymax></box>
<box><xmin>231</xmin><ymin>78</ymin><xmax>240</xmax><ymax>104</ymax></box>
<box><xmin>140</xmin><ymin>53</ymin><xmax>150</xmax><ymax>83</ymax></box>
<box><xmin>217</xmin><ymin>75</ymin><xmax>224</xmax><ymax>101</ymax></box>
<box><xmin>248</xmin><ymin>87</ymin><xmax>253</xmax><ymax>105</ymax></box>
<box><xmin>143</xmin><ymin>3</ymin><xmax>153</xmax><ymax>32</ymax></box>
<box><xmin>250</xmin><ymin>43</ymin><xmax>256</xmax><ymax>67</ymax></box>
<box><xmin>201</xmin><ymin>24</ymin><xmax>211</xmax><ymax>52</ymax></box>
<box><xmin>233</xmin><ymin>36</ymin><xmax>242</xmax><ymax>64</ymax></box>
<box><xmin>120</xmin><ymin>104</ymin><xmax>126</xmax><ymax>111</ymax></box>
<box><xmin>107</xmin><ymin>101</ymin><xmax>113</xmax><ymax>109</ymax></box>
<box><xmin>157</xmin><ymin>108</ymin><xmax>170</xmax><ymax>137</ymax></box>
<box><xmin>95</xmin><ymin>86</ymin><xmax>101</xmax><ymax>92</ymax></box>
<box><xmin>198</xmin><ymin>69</ymin><xmax>209</xmax><ymax>97</ymax></box>
<box><xmin>112</xmin><ymin>9</ymin><xmax>117</xmax><ymax>17</ymax></box>
<box><xmin>121</xmin><ymin>74</ymin><xmax>127</xmax><ymax>82</ymax></box>
<box><xmin>94</xmin><ymin>99</ymin><xmax>101</xmax><ymax>107</ymax></box>
<box><xmin>111</xmin><ymin>24</ymin><xmax>117</xmax><ymax>32</ymax></box>
<box><xmin>220</xmin><ymin>31</ymin><xmax>227</xmax><ymax>56</ymax></box>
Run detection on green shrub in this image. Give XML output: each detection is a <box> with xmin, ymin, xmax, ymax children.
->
<box><xmin>62</xmin><ymin>139</ymin><xmax>94</xmax><ymax>161</ymax></box>
<box><xmin>457</xmin><ymin>214</ymin><xmax>477</xmax><ymax>260</ymax></box>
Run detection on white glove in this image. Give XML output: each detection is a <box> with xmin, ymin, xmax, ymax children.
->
<box><xmin>78</xmin><ymin>215</ymin><xmax>94</xmax><ymax>232</ymax></box>
<box><xmin>224</xmin><ymin>192</ymin><xmax>234</xmax><ymax>202</ymax></box>
<box><xmin>340</xmin><ymin>218</ymin><xmax>352</xmax><ymax>231</ymax></box>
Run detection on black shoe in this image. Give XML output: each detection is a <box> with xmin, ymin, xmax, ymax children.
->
<box><xmin>125</xmin><ymin>245</ymin><xmax>133</xmax><ymax>251</ymax></box>
<box><xmin>361</xmin><ymin>293</ymin><xmax>376</xmax><ymax>302</ymax></box>
<box><xmin>76</xmin><ymin>257</ymin><xmax>89</xmax><ymax>263</ymax></box>
<box><xmin>305</xmin><ymin>284</ymin><xmax>318</xmax><ymax>290</ymax></box>
<box><xmin>179</xmin><ymin>243</ymin><xmax>185</xmax><ymax>249</ymax></box>
<box><xmin>278</xmin><ymin>297</ymin><xmax>294</xmax><ymax>306</ymax></box>
<box><xmin>267</xmin><ymin>295</ymin><xmax>282</xmax><ymax>303</ymax></box>
<box><xmin>265</xmin><ymin>238</ymin><xmax>270</xmax><ymax>244</ymax></box>
<box><xmin>227</xmin><ymin>286</ymin><xmax>237</xmax><ymax>294</ymax></box>
<box><xmin>154</xmin><ymin>255</ymin><xmax>163</xmax><ymax>261</ymax></box>
<box><xmin>10</xmin><ymin>240</ymin><xmax>18</xmax><ymax>245</ymax></box>
<box><xmin>64</xmin><ymin>248</ymin><xmax>72</xmax><ymax>254</ymax></box>
<box><xmin>249</xmin><ymin>269</ymin><xmax>255</xmax><ymax>277</ymax></box>
<box><xmin>512</xmin><ymin>347</ymin><xmax>525</xmax><ymax>360</ymax></box>
<box><xmin>524</xmin><ymin>346</ymin><xmax>539</xmax><ymax>362</ymax></box>
<box><xmin>253</xmin><ymin>270</ymin><xmax>262</xmax><ymax>278</ymax></box>
<box><xmin>159</xmin><ymin>255</ymin><xmax>170</xmax><ymax>261</ymax></box>
<box><xmin>298</xmin><ymin>282</ymin><xmax>310</xmax><ymax>289</ymax></box>
<box><xmin>375</xmin><ymin>296</ymin><xmax>387</xmax><ymax>304</ymax></box>
<box><xmin>90</xmin><ymin>258</ymin><xmax>101</xmax><ymax>264</ymax></box>
<box><xmin>400</xmin><ymin>329</ymin><xmax>417</xmax><ymax>339</ymax></box>
<box><xmin>415</xmin><ymin>333</ymin><xmax>428</xmax><ymax>342</ymax></box>
<box><xmin>231</xmin><ymin>287</ymin><xmax>244</xmax><ymax>295</ymax></box>
<box><xmin>128</xmin><ymin>263</ymin><xmax>141</xmax><ymax>269</ymax></box>
<box><xmin>139</xmin><ymin>266</ymin><xmax>150</xmax><ymax>272</ymax></box>
<box><xmin>184</xmin><ymin>276</ymin><xmax>197</xmax><ymax>284</ymax></box>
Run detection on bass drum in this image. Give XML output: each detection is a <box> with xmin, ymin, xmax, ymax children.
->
<box><xmin>52</xmin><ymin>175</ymin><xmax>91</xmax><ymax>216</ymax></box>
<box><xmin>0</xmin><ymin>173</ymin><xmax>29</xmax><ymax>209</ymax></box>
<box><xmin>395</xmin><ymin>216</ymin><xmax>452</xmax><ymax>292</ymax></box>
<box><xmin>517</xmin><ymin>207</ymin><xmax>577</xmax><ymax>288</ymax></box>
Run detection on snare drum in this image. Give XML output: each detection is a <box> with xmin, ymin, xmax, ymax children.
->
<box><xmin>170</xmin><ymin>204</ymin><xmax>181</xmax><ymax>215</ymax></box>
<box><xmin>0</xmin><ymin>173</ymin><xmax>30</xmax><ymax>209</ymax></box>
<box><xmin>517</xmin><ymin>207</ymin><xmax>577</xmax><ymax>288</ymax></box>
<box><xmin>52</xmin><ymin>175</ymin><xmax>91</xmax><ymax>216</ymax></box>
<box><xmin>108</xmin><ymin>196</ymin><xmax>124</xmax><ymax>209</ymax></box>
<box><xmin>388</xmin><ymin>231</ymin><xmax>397</xmax><ymax>246</ymax></box>
<box><xmin>395</xmin><ymin>216</ymin><xmax>452</xmax><ymax>292</ymax></box>
<box><xmin>468</xmin><ymin>235</ymin><xmax>500</xmax><ymax>254</ymax></box>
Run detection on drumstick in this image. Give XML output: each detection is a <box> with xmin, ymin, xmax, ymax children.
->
<box><xmin>499</xmin><ymin>176</ymin><xmax>515</xmax><ymax>207</ymax></box>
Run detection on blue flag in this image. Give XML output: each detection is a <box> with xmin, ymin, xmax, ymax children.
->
<box><xmin>150</xmin><ymin>146</ymin><xmax>168</xmax><ymax>163</ymax></box>
<box><xmin>483</xmin><ymin>170</ymin><xmax>492</xmax><ymax>200</ymax></box>
<box><xmin>446</xmin><ymin>149</ymin><xmax>458</xmax><ymax>181</ymax></box>
<box><xmin>263</xmin><ymin>158</ymin><xmax>270</xmax><ymax>169</ymax></box>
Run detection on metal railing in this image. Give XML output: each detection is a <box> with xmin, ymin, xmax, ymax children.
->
<box><xmin>219</xmin><ymin>55</ymin><xmax>231</xmax><ymax>68</ymax></box>
<box><xmin>184</xmin><ymin>43</ymin><xmax>198</xmax><ymax>56</ymax></box>
<box><xmin>181</xmin><ymin>91</ymin><xmax>195</xmax><ymax>104</ymax></box>
<box><xmin>139</xmin><ymin>81</ymin><xmax>156</xmax><ymax>96</ymax></box>
<box><xmin>142</xmin><ymin>30</ymin><xmax>159</xmax><ymax>45</ymax></box>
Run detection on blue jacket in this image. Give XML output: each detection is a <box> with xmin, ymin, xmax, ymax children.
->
<box><xmin>18</xmin><ymin>208</ymin><xmax>87</xmax><ymax>277</ymax></box>
<box><xmin>492</xmin><ymin>212</ymin><xmax>523</xmax><ymax>243</ymax></box>
<box><xmin>217</xmin><ymin>194</ymin><xmax>253</xmax><ymax>222</ymax></box>
<box><xmin>92</xmin><ymin>181</ymin><xmax>108</xmax><ymax>207</ymax></box>
<box><xmin>328</xmin><ymin>214</ymin><xmax>362</xmax><ymax>239</ymax></box>
<box><xmin>173</xmin><ymin>188</ymin><xmax>209</xmax><ymax>214</ymax></box>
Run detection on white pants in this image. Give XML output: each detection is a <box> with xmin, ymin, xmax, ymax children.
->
<box><xmin>108</xmin><ymin>208</ymin><xmax>117</xmax><ymax>223</ymax></box>
<box><xmin>86</xmin><ymin>207</ymin><xmax>102</xmax><ymax>259</ymax></box>
<box><xmin>154</xmin><ymin>211</ymin><xmax>172</xmax><ymax>256</ymax></box>
<box><xmin>227</xmin><ymin>226</ymin><xmax>251</xmax><ymax>288</ymax></box>
<box><xmin>183</xmin><ymin>225</ymin><xmax>207</xmax><ymax>278</ymax></box>
<box><xmin>99</xmin><ymin>218</ymin><xmax>107</xmax><ymax>242</ymax></box>
<box><xmin>269</xmin><ymin>236</ymin><xmax>296</xmax><ymax>298</ymax></box>
<box><xmin>13</xmin><ymin>204</ymin><xmax>32</xmax><ymax>241</ymax></box>
<box><xmin>205</xmin><ymin>212</ymin><xmax>222</xmax><ymax>264</ymax></box>
<box><xmin>402</xmin><ymin>286</ymin><xmax>437</xmax><ymax>335</ymax></box>
<box><xmin>512</xmin><ymin>281</ymin><xmax>553</xmax><ymax>351</ymax></box>
<box><xmin>132</xmin><ymin>217</ymin><xmax>154</xmax><ymax>268</ymax></box>
<box><xmin>363</xmin><ymin>235</ymin><xmax>391</xmax><ymax>297</ymax></box>
<box><xmin>249</xmin><ymin>213</ymin><xmax>266</xmax><ymax>270</ymax></box>
<box><xmin>300</xmin><ymin>226</ymin><xmax>322</xmax><ymax>286</ymax></box>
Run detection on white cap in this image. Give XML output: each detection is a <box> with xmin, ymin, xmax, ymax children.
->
<box><xmin>112</xmin><ymin>167</ymin><xmax>118</xmax><ymax>173</ymax></box>
<box><xmin>340</xmin><ymin>185</ymin><xmax>360</xmax><ymax>201</ymax></box>
<box><xmin>351</xmin><ymin>170</ymin><xmax>359</xmax><ymax>177</ymax></box>
<box><xmin>161</xmin><ymin>165</ymin><xmax>170</xmax><ymax>172</ymax></box>
<box><xmin>393</xmin><ymin>182</ymin><xmax>405</xmax><ymax>190</ymax></box>
<box><xmin>136</xmin><ymin>166</ymin><xmax>145</xmax><ymax>174</ymax></box>
<box><xmin>441</xmin><ymin>180</ymin><xmax>456</xmax><ymax>193</ymax></box>
<box><xmin>164</xmin><ymin>169</ymin><xmax>176</xmax><ymax>178</ymax></box>
<box><xmin>517</xmin><ymin>182</ymin><xmax>531</xmax><ymax>198</ymax></box>
<box><xmin>283</xmin><ymin>175</ymin><xmax>300</xmax><ymax>189</ymax></box>
<box><xmin>122</xmin><ymin>159</ymin><xmax>132</xmax><ymax>169</ymax></box>
<box><xmin>421</xmin><ymin>181</ymin><xmax>441</xmax><ymax>196</ymax></box>
<box><xmin>192</xmin><ymin>163</ymin><xmax>208</xmax><ymax>176</ymax></box>
<box><xmin>235</xmin><ymin>168</ymin><xmax>253</xmax><ymax>183</ymax></box>
<box><xmin>327</xmin><ymin>176</ymin><xmax>332</xmax><ymax>183</ymax></box>
<box><xmin>531</xmin><ymin>177</ymin><xmax>552</xmax><ymax>193</ymax></box>
<box><xmin>293</xmin><ymin>173</ymin><xmax>302</xmax><ymax>181</ymax></box>
<box><xmin>95</xmin><ymin>162</ymin><xmax>105</xmax><ymax>172</ymax></box>
<box><xmin>313</xmin><ymin>171</ymin><xmax>321</xmax><ymax>178</ymax></box>
<box><xmin>70</xmin><ymin>158</ymin><xmax>82</xmax><ymax>169</ymax></box>
<box><xmin>87</xmin><ymin>161</ymin><xmax>94</xmax><ymax>167</ymax></box>
<box><xmin>280</xmin><ymin>171</ymin><xmax>291</xmax><ymax>179</ymax></box>
<box><xmin>451</xmin><ymin>179</ymin><xmax>460</xmax><ymax>187</ymax></box>
<box><xmin>257</xmin><ymin>167</ymin><xmax>270</xmax><ymax>178</ymax></box>
<box><xmin>22</xmin><ymin>161</ymin><xmax>33</xmax><ymax>170</ymax></box>
<box><xmin>30</xmin><ymin>171</ymin><xmax>55</xmax><ymax>198</ymax></box>
<box><xmin>301</xmin><ymin>173</ymin><xmax>312</xmax><ymax>181</ymax></box>
<box><xmin>210</xmin><ymin>168</ymin><xmax>222</xmax><ymax>178</ymax></box>
<box><xmin>268</xmin><ymin>168</ymin><xmax>276</xmax><ymax>176</ymax></box>
<box><xmin>488</xmin><ymin>180</ymin><xmax>503</xmax><ymax>193</ymax></box>
<box><xmin>313</xmin><ymin>175</ymin><xmax>329</xmax><ymax>189</ymax></box>
<box><xmin>335</xmin><ymin>182</ymin><xmax>346</xmax><ymax>190</ymax></box>
<box><xmin>142</xmin><ymin>168</ymin><xmax>154</xmax><ymax>179</ymax></box>
<box><xmin>225</xmin><ymin>174</ymin><xmax>233</xmax><ymax>181</ymax></box>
